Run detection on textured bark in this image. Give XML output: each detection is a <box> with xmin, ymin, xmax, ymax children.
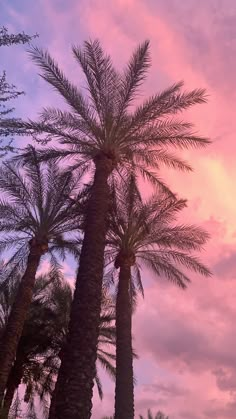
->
<box><xmin>115</xmin><ymin>264</ymin><xmax>134</xmax><ymax>419</ymax></box>
<box><xmin>0</xmin><ymin>248</ymin><xmax>42</xmax><ymax>409</ymax></box>
<box><xmin>53</xmin><ymin>156</ymin><xmax>112</xmax><ymax>419</ymax></box>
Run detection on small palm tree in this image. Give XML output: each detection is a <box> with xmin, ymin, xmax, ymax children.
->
<box><xmin>105</xmin><ymin>177</ymin><xmax>211</xmax><ymax>419</ymax></box>
<box><xmin>2</xmin><ymin>40</ymin><xmax>210</xmax><ymax>417</ymax></box>
<box><xmin>139</xmin><ymin>410</ymin><xmax>169</xmax><ymax>419</ymax></box>
<box><xmin>1</xmin><ymin>273</ymin><xmax>61</xmax><ymax>419</ymax></box>
<box><xmin>1</xmin><ymin>275</ymin><xmax>116</xmax><ymax>418</ymax></box>
<box><xmin>0</xmin><ymin>147</ymin><xmax>81</xmax><ymax>405</ymax></box>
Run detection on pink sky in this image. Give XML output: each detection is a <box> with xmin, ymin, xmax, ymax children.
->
<box><xmin>2</xmin><ymin>0</ymin><xmax>236</xmax><ymax>418</ymax></box>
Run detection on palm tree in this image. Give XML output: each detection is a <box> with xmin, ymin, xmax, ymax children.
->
<box><xmin>3</xmin><ymin>40</ymin><xmax>210</xmax><ymax>418</ymax></box>
<box><xmin>139</xmin><ymin>410</ymin><xmax>169</xmax><ymax>419</ymax></box>
<box><xmin>1</xmin><ymin>273</ymin><xmax>60</xmax><ymax>419</ymax></box>
<box><xmin>1</xmin><ymin>275</ymin><xmax>116</xmax><ymax>419</ymax></box>
<box><xmin>105</xmin><ymin>177</ymin><xmax>211</xmax><ymax>419</ymax></box>
<box><xmin>0</xmin><ymin>147</ymin><xmax>81</xmax><ymax>406</ymax></box>
<box><xmin>48</xmin><ymin>287</ymin><xmax>116</xmax><ymax>419</ymax></box>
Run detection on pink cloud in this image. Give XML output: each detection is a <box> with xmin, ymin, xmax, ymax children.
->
<box><xmin>3</xmin><ymin>1</ymin><xmax>236</xmax><ymax>417</ymax></box>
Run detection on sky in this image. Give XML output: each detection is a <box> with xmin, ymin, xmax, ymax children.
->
<box><xmin>1</xmin><ymin>0</ymin><xmax>236</xmax><ymax>418</ymax></box>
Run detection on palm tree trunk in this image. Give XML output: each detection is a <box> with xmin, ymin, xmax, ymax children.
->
<box><xmin>1</xmin><ymin>355</ymin><xmax>23</xmax><ymax>418</ymax></box>
<box><xmin>53</xmin><ymin>156</ymin><xmax>112</xmax><ymax>419</ymax></box>
<box><xmin>0</xmin><ymin>248</ymin><xmax>42</xmax><ymax>408</ymax></box>
<box><xmin>115</xmin><ymin>264</ymin><xmax>134</xmax><ymax>419</ymax></box>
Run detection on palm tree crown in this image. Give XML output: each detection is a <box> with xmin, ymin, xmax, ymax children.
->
<box><xmin>106</xmin><ymin>177</ymin><xmax>211</xmax><ymax>294</ymax></box>
<box><xmin>9</xmin><ymin>40</ymin><xmax>209</xmax><ymax>194</ymax></box>
<box><xmin>139</xmin><ymin>410</ymin><xmax>169</xmax><ymax>419</ymax></box>
<box><xmin>0</xmin><ymin>146</ymin><xmax>81</xmax><ymax>283</ymax></box>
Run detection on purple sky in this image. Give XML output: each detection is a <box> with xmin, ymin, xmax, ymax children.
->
<box><xmin>2</xmin><ymin>1</ymin><xmax>236</xmax><ymax>418</ymax></box>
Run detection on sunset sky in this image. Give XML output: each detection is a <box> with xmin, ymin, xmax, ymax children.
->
<box><xmin>1</xmin><ymin>1</ymin><xmax>236</xmax><ymax>418</ymax></box>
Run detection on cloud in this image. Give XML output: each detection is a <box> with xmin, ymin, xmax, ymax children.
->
<box><xmin>204</xmin><ymin>395</ymin><xmax>236</xmax><ymax>419</ymax></box>
<box><xmin>214</xmin><ymin>250</ymin><xmax>236</xmax><ymax>278</ymax></box>
<box><xmin>143</xmin><ymin>381</ymin><xmax>189</xmax><ymax>398</ymax></box>
<box><xmin>213</xmin><ymin>368</ymin><xmax>236</xmax><ymax>392</ymax></box>
<box><xmin>3</xmin><ymin>1</ymin><xmax>236</xmax><ymax>418</ymax></box>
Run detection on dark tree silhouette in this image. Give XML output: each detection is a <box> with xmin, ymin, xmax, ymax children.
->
<box><xmin>0</xmin><ymin>147</ymin><xmax>81</xmax><ymax>407</ymax></box>
<box><xmin>139</xmin><ymin>410</ymin><xmax>169</xmax><ymax>419</ymax></box>
<box><xmin>105</xmin><ymin>177</ymin><xmax>210</xmax><ymax>419</ymax></box>
<box><xmin>0</xmin><ymin>27</ymin><xmax>36</xmax><ymax>47</ymax></box>
<box><xmin>0</xmin><ymin>276</ymin><xmax>116</xmax><ymax>419</ymax></box>
<box><xmin>0</xmin><ymin>27</ymin><xmax>37</xmax><ymax>156</ymax></box>
<box><xmin>1</xmin><ymin>40</ymin><xmax>210</xmax><ymax>418</ymax></box>
<box><xmin>48</xmin><ymin>287</ymin><xmax>116</xmax><ymax>419</ymax></box>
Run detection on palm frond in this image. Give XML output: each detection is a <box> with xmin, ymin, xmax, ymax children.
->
<box><xmin>94</xmin><ymin>367</ymin><xmax>103</xmax><ymax>400</ymax></box>
<box><xmin>119</xmin><ymin>40</ymin><xmax>150</xmax><ymax>112</ymax></box>
<box><xmin>29</xmin><ymin>46</ymin><xmax>98</xmax><ymax>131</ymax></box>
<box><xmin>96</xmin><ymin>353</ymin><xmax>116</xmax><ymax>381</ymax></box>
<box><xmin>132</xmin><ymin>263</ymin><xmax>144</xmax><ymax>298</ymax></box>
<box><xmin>130</xmin><ymin>82</ymin><xmax>184</xmax><ymax>129</ymax></box>
<box><xmin>133</xmin><ymin>163</ymin><xmax>176</xmax><ymax>197</ymax></box>
<box><xmin>73</xmin><ymin>40</ymin><xmax>120</xmax><ymax>128</ymax></box>
<box><xmin>130</xmin><ymin>82</ymin><xmax>207</xmax><ymax>131</ymax></box>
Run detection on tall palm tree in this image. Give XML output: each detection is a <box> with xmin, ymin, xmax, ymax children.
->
<box><xmin>3</xmin><ymin>40</ymin><xmax>210</xmax><ymax>417</ymax></box>
<box><xmin>1</xmin><ymin>275</ymin><xmax>116</xmax><ymax>419</ymax></box>
<box><xmin>139</xmin><ymin>410</ymin><xmax>169</xmax><ymax>419</ymax></box>
<box><xmin>105</xmin><ymin>177</ymin><xmax>211</xmax><ymax>419</ymax></box>
<box><xmin>48</xmin><ymin>287</ymin><xmax>116</xmax><ymax>419</ymax></box>
<box><xmin>0</xmin><ymin>147</ymin><xmax>81</xmax><ymax>406</ymax></box>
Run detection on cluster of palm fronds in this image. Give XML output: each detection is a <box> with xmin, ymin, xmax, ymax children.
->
<box><xmin>0</xmin><ymin>274</ymin><xmax>116</xmax><ymax>419</ymax></box>
<box><xmin>0</xmin><ymin>34</ymin><xmax>211</xmax><ymax>419</ymax></box>
<box><xmin>103</xmin><ymin>410</ymin><xmax>169</xmax><ymax>419</ymax></box>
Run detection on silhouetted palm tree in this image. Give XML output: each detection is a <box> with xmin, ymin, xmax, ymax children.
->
<box><xmin>105</xmin><ymin>177</ymin><xmax>210</xmax><ymax>419</ymax></box>
<box><xmin>0</xmin><ymin>273</ymin><xmax>61</xmax><ymax>419</ymax></box>
<box><xmin>1</xmin><ymin>276</ymin><xmax>116</xmax><ymax>419</ymax></box>
<box><xmin>48</xmin><ymin>286</ymin><xmax>116</xmax><ymax>419</ymax></box>
<box><xmin>2</xmin><ymin>40</ymin><xmax>210</xmax><ymax>418</ymax></box>
<box><xmin>0</xmin><ymin>147</ymin><xmax>81</xmax><ymax>406</ymax></box>
<box><xmin>139</xmin><ymin>410</ymin><xmax>169</xmax><ymax>419</ymax></box>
